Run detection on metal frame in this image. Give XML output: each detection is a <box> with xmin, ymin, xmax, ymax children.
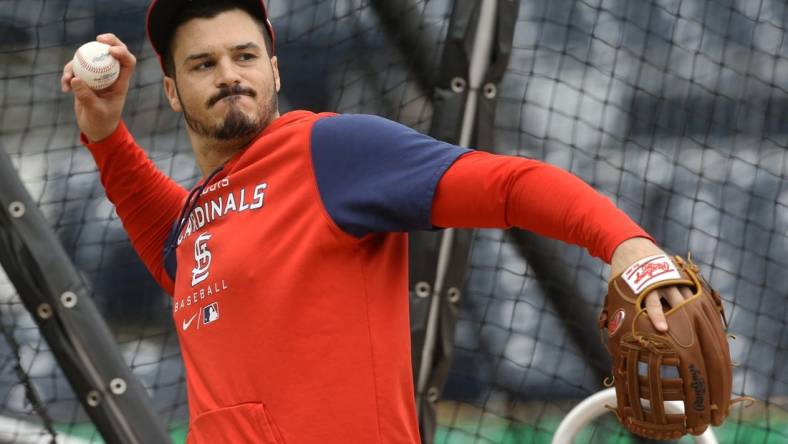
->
<box><xmin>0</xmin><ymin>145</ymin><xmax>170</xmax><ymax>444</ymax></box>
<box><xmin>402</xmin><ymin>1</ymin><xmax>519</xmax><ymax>441</ymax></box>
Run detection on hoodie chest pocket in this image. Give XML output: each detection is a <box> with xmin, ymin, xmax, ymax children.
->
<box><xmin>187</xmin><ymin>402</ymin><xmax>286</xmax><ymax>444</ymax></box>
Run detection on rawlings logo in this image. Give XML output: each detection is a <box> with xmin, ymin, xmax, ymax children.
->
<box><xmin>689</xmin><ymin>364</ymin><xmax>706</xmax><ymax>411</ymax></box>
<box><xmin>622</xmin><ymin>255</ymin><xmax>682</xmax><ymax>293</ymax></box>
<box><xmin>634</xmin><ymin>262</ymin><xmax>671</xmax><ymax>285</ymax></box>
<box><xmin>608</xmin><ymin>309</ymin><xmax>625</xmax><ymax>336</ymax></box>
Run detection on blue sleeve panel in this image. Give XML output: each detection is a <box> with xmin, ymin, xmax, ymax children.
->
<box><xmin>310</xmin><ymin>114</ymin><xmax>471</xmax><ymax>237</ymax></box>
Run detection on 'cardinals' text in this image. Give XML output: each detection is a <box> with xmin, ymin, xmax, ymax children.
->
<box><xmin>178</xmin><ymin>182</ymin><xmax>268</xmax><ymax>245</ymax></box>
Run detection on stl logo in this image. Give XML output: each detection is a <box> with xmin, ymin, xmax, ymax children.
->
<box><xmin>191</xmin><ymin>232</ymin><xmax>213</xmax><ymax>286</ymax></box>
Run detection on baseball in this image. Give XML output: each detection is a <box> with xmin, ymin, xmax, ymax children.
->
<box><xmin>72</xmin><ymin>41</ymin><xmax>120</xmax><ymax>90</ymax></box>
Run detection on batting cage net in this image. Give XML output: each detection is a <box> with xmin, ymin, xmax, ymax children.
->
<box><xmin>0</xmin><ymin>0</ymin><xmax>785</xmax><ymax>443</ymax></box>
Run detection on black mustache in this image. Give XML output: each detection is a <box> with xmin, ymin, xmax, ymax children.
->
<box><xmin>207</xmin><ymin>85</ymin><xmax>257</xmax><ymax>108</ymax></box>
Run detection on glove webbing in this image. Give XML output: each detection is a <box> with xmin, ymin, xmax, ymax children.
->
<box><xmin>620</xmin><ymin>342</ymin><xmax>685</xmax><ymax>435</ymax></box>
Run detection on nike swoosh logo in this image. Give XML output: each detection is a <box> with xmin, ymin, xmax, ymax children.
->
<box><xmin>182</xmin><ymin>313</ymin><xmax>198</xmax><ymax>331</ymax></box>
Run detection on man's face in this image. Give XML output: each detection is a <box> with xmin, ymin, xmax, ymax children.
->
<box><xmin>164</xmin><ymin>9</ymin><xmax>280</xmax><ymax>141</ymax></box>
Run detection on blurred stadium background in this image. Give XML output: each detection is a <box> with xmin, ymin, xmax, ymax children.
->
<box><xmin>0</xmin><ymin>0</ymin><xmax>786</xmax><ymax>443</ymax></box>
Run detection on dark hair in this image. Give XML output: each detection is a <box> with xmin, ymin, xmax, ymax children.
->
<box><xmin>162</xmin><ymin>0</ymin><xmax>273</xmax><ymax>78</ymax></box>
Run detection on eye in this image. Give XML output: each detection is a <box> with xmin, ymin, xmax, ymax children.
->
<box><xmin>193</xmin><ymin>61</ymin><xmax>214</xmax><ymax>71</ymax></box>
<box><xmin>238</xmin><ymin>53</ymin><xmax>257</xmax><ymax>62</ymax></box>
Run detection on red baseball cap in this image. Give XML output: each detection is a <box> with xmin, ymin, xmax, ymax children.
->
<box><xmin>146</xmin><ymin>0</ymin><xmax>276</xmax><ymax>70</ymax></box>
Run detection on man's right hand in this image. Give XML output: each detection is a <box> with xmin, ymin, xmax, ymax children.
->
<box><xmin>61</xmin><ymin>34</ymin><xmax>137</xmax><ymax>142</ymax></box>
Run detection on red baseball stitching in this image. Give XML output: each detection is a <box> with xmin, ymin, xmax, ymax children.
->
<box><xmin>76</xmin><ymin>49</ymin><xmax>116</xmax><ymax>75</ymax></box>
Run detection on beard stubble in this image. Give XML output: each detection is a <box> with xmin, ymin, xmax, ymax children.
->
<box><xmin>179</xmin><ymin>83</ymin><xmax>278</xmax><ymax>142</ymax></box>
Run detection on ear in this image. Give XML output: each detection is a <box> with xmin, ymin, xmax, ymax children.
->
<box><xmin>162</xmin><ymin>76</ymin><xmax>183</xmax><ymax>112</ymax></box>
<box><xmin>271</xmin><ymin>56</ymin><xmax>281</xmax><ymax>93</ymax></box>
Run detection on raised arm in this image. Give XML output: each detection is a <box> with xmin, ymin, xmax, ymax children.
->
<box><xmin>81</xmin><ymin>123</ymin><xmax>186</xmax><ymax>294</ymax></box>
<box><xmin>63</xmin><ymin>34</ymin><xmax>185</xmax><ymax>294</ymax></box>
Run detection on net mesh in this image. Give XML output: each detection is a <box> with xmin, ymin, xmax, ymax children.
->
<box><xmin>441</xmin><ymin>0</ymin><xmax>787</xmax><ymax>442</ymax></box>
<box><xmin>0</xmin><ymin>0</ymin><xmax>785</xmax><ymax>443</ymax></box>
<box><xmin>0</xmin><ymin>0</ymin><xmax>449</xmax><ymax>442</ymax></box>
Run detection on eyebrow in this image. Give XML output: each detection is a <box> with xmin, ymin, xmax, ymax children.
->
<box><xmin>182</xmin><ymin>42</ymin><xmax>262</xmax><ymax>66</ymax></box>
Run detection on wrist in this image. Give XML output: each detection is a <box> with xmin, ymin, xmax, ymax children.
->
<box><xmin>85</xmin><ymin>121</ymin><xmax>121</xmax><ymax>144</ymax></box>
<box><xmin>81</xmin><ymin>120</ymin><xmax>125</xmax><ymax>146</ymax></box>
<box><xmin>610</xmin><ymin>237</ymin><xmax>664</xmax><ymax>279</ymax></box>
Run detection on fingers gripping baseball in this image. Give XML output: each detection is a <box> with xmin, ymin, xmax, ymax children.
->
<box><xmin>60</xmin><ymin>61</ymin><xmax>75</xmax><ymax>93</ymax></box>
<box><xmin>99</xmin><ymin>33</ymin><xmax>137</xmax><ymax>86</ymax></box>
<box><xmin>63</xmin><ymin>34</ymin><xmax>136</xmax><ymax>142</ymax></box>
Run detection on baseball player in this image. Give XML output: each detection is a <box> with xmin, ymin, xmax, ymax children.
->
<box><xmin>60</xmin><ymin>0</ymin><xmax>694</xmax><ymax>442</ymax></box>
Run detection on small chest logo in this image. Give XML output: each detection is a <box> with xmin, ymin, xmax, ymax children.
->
<box><xmin>608</xmin><ymin>309</ymin><xmax>626</xmax><ymax>336</ymax></box>
<box><xmin>203</xmin><ymin>302</ymin><xmax>220</xmax><ymax>326</ymax></box>
<box><xmin>192</xmin><ymin>232</ymin><xmax>213</xmax><ymax>286</ymax></box>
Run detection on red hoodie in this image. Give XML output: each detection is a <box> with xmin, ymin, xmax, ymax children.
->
<box><xmin>83</xmin><ymin>110</ymin><xmax>650</xmax><ymax>443</ymax></box>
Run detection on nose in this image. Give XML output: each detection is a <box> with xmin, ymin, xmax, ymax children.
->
<box><xmin>213</xmin><ymin>56</ymin><xmax>242</xmax><ymax>88</ymax></box>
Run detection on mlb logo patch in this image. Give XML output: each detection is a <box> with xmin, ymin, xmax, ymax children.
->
<box><xmin>203</xmin><ymin>302</ymin><xmax>220</xmax><ymax>325</ymax></box>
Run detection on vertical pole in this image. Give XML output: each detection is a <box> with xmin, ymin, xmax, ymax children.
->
<box><xmin>406</xmin><ymin>1</ymin><xmax>518</xmax><ymax>441</ymax></box>
<box><xmin>416</xmin><ymin>0</ymin><xmax>499</xmax><ymax>412</ymax></box>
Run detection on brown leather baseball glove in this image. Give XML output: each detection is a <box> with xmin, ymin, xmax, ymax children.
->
<box><xmin>598</xmin><ymin>254</ymin><xmax>735</xmax><ymax>440</ymax></box>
